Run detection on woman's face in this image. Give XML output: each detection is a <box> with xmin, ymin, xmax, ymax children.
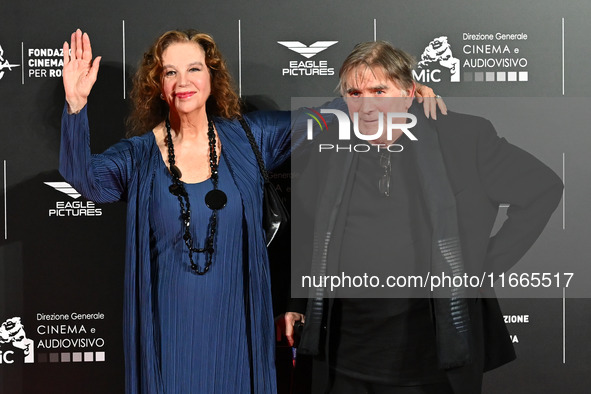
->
<box><xmin>161</xmin><ymin>41</ymin><xmax>211</xmax><ymax>117</ymax></box>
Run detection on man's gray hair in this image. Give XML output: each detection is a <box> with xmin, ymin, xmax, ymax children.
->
<box><xmin>338</xmin><ymin>41</ymin><xmax>416</xmax><ymax>95</ymax></box>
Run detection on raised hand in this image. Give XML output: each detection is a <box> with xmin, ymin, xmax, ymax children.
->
<box><xmin>62</xmin><ymin>29</ymin><xmax>101</xmax><ymax>114</ymax></box>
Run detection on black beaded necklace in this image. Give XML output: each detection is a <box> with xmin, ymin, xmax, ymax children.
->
<box><xmin>165</xmin><ymin>116</ymin><xmax>227</xmax><ymax>275</ymax></box>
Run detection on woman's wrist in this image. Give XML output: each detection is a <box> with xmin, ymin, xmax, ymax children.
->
<box><xmin>66</xmin><ymin>98</ymin><xmax>87</xmax><ymax>115</ymax></box>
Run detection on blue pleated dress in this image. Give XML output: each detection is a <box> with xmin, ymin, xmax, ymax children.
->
<box><xmin>149</xmin><ymin>153</ymin><xmax>250</xmax><ymax>393</ymax></box>
<box><xmin>61</xmin><ymin>105</ymin><xmax>307</xmax><ymax>394</ymax></box>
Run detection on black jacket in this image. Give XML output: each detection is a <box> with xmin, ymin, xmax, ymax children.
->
<box><xmin>290</xmin><ymin>104</ymin><xmax>564</xmax><ymax>393</ymax></box>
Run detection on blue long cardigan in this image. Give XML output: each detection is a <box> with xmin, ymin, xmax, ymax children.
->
<box><xmin>60</xmin><ymin>105</ymin><xmax>295</xmax><ymax>393</ymax></box>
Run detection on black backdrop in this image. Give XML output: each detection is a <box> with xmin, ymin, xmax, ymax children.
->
<box><xmin>1</xmin><ymin>1</ymin><xmax>590</xmax><ymax>393</ymax></box>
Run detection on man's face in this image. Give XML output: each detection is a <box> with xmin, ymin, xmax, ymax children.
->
<box><xmin>343</xmin><ymin>66</ymin><xmax>414</xmax><ymax>145</ymax></box>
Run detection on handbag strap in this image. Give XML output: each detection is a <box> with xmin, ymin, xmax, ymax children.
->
<box><xmin>238</xmin><ymin>116</ymin><xmax>270</xmax><ymax>183</ymax></box>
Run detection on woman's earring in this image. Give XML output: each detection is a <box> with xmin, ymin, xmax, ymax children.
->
<box><xmin>160</xmin><ymin>93</ymin><xmax>165</xmax><ymax>100</ymax></box>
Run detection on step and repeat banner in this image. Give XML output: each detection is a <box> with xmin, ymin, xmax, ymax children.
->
<box><xmin>1</xmin><ymin>0</ymin><xmax>589</xmax><ymax>393</ymax></box>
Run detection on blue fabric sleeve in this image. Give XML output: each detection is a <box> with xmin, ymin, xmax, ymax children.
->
<box><xmin>59</xmin><ymin>104</ymin><xmax>134</xmax><ymax>203</ymax></box>
<box><xmin>242</xmin><ymin>110</ymin><xmax>293</xmax><ymax>172</ymax></box>
<box><xmin>243</xmin><ymin>98</ymin><xmax>347</xmax><ymax>172</ymax></box>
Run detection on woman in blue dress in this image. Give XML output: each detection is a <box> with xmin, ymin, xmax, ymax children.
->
<box><xmin>60</xmin><ymin>28</ymin><xmax>441</xmax><ymax>393</ymax></box>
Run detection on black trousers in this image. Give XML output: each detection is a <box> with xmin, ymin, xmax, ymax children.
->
<box><xmin>327</xmin><ymin>371</ymin><xmax>454</xmax><ymax>394</ymax></box>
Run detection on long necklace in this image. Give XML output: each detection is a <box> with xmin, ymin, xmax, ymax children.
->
<box><xmin>165</xmin><ymin>116</ymin><xmax>227</xmax><ymax>275</ymax></box>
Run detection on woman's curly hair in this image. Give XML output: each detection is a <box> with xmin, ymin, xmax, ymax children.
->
<box><xmin>126</xmin><ymin>29</ymin><xmax>242</xmax><ymax>137</ymax></box>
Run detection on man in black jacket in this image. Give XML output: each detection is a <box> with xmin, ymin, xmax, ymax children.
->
<box><xmin>280</xmin><ymin>41</ymin><xmax>563</xmax><ymax>394</ymax></box>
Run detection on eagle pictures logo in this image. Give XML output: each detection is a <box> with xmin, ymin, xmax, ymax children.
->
<box><xmin>44</xmin><ymin>181</ymin><xmax>102</xmax><ymax>217</ymax></box>
<box><xmin>278</xmin><ymin>40</ymin><xmax>338</xmax><ymax>76</ymax></box>
<box><xmin>277</xmin><ymin>41</ymin><xmax>338</xmax><ymax>58</ymax></box>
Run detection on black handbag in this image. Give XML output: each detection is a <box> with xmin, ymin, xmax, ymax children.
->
<box><xmin>238</xmin><ymin>116</ymin><xmax>290</xmax><ymax>246</ymax></box>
